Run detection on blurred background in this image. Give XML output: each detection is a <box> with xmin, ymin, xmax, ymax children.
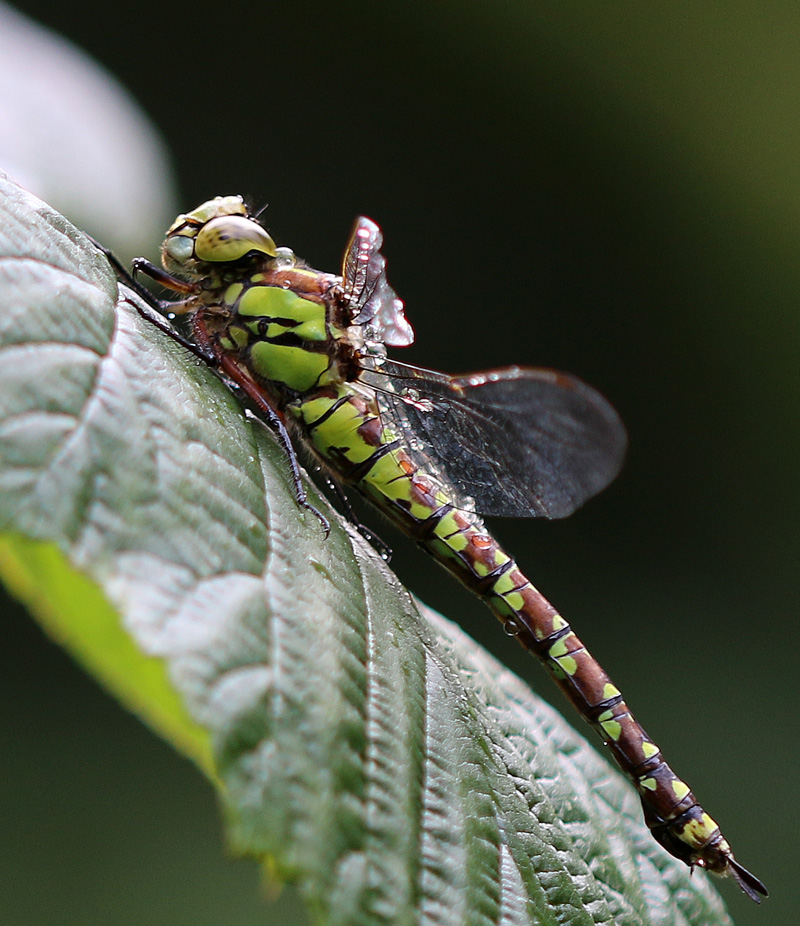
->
<box><xmin>1</xmin><ymin>2</ymin><xmax>796</xmax><ymax>924</ymax></box>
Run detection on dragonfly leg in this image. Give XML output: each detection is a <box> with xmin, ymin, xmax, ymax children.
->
<box><xmin>87</xmin><ymin>235</ymin><xmax>154</xmax><ymax>303</ymax></box>
<box><xmin>90</xmin><ymin>237</ymin><xmax>219</xmax><ymax>366</ymax></box>
<box><xmin>131</xmin><ymin>257</ymin><xmax>200</xmax><ymax>297</ymax></box>
<box><xmin>245</xmin><ymin>410</ymin><xmax>330</xmax><ymax>536</ymax></box>
<box><xmin>184</xmin><ymin>315</ymin><xmax>330</xmax><ymax>537</ymax></box>
<box><xmin>94</xmin><ymin>234</ymin><xmax>328</xmax><ymax>535</ymax></box>
<box><xmin>89</xmin><ymin>237</ymin><xmax>184</xmax><ymax>312</ymax></box>
<box><xmin>319</xmin><ymin>471</ymin><xmax>393</xmax><ymax>560</ymax></box>
<box><xmin>122</xmin><ymin>297</ymin><xmax>219</xmax><ymax>366</ymax></box>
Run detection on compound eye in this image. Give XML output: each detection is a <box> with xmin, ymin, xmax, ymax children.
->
<box><xmin>163</xmin><ymin>234</ymin><xmax>195</xmax><ymax>265</ymax></box>
<box><xmin>194</xmin><ymin>215</ymin><xmax>277</xmax><ymax>262</ymax></box>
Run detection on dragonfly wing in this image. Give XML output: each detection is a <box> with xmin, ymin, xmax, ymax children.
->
<box><xmin>368</xmin><ymin>360</ymin><xmax>627</xmax><ymax>519</ymax></box>
<box><xmin>340</xmin><ymin>217</ymin><xmax>414</xmax><ymax>347</ymax></box>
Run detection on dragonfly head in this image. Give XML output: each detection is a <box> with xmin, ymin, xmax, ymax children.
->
<box><xmin>161</xmin><ymin>195</ymin><xmax>285</xmax><ymax>278</ymax></box>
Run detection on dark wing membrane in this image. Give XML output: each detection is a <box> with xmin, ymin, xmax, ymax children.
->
<box><xmin>340</xmin><ymin>216</ymin><xmax>414</xmax><ymax>346</ymax></box>
<box><xmin>365</xmin><ymin>360</ymin><xmax>627</xmax><ymax>518</ymax></box>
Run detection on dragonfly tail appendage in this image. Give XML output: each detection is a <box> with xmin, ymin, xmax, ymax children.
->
<box><xmin>727</xmin><ymin>857</ymin><xmax>769</xmax><ymax>903</ymax></box>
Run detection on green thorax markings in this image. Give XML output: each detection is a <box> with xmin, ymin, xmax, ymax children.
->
<box><xmin>211</xmin><ymin>267</ymin><xmax>349</xmax><ymax>395</ymax></box>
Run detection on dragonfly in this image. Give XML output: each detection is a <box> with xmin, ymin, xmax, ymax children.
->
<box><xmin>111</xmin><ymin>195</ymin><xmax>766</xmax><ymax>903</ymax></box>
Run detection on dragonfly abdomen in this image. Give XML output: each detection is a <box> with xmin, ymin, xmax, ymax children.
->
<box><xmin>293</xmin><ymin>379</ymin><xmax>760</xmax><ymax>894</ymax></box>
<box><xmin>422</xmin><ymin>508</ymin><xmax>734</xmax><ymax>872</ymax></box>
<box><xmin>433</xmin><ymin>530</ymin><xmax>754</xmax><ymax>886</ymax></box>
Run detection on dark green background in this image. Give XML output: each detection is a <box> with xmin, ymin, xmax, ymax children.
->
<box><xmin>2</xmin><ymin>3</ymin><xmax>796</xmax><ymax>924</ymax></box>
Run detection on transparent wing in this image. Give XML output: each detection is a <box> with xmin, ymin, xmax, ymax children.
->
<box><xmin>361</xmin><ymin>359</ymin><xmax>627</xmax><ymax>519</ymax></box>
<box><xmin>340</xmin><ymin>217</ymin><xmax>414</xmax><ymax>346</ymax></box>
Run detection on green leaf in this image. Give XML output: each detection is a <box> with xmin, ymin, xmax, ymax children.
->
<box><xmin>0</xmin><ymin>174</ymin><xmax>733</xmax><ymax>926</ymax></box>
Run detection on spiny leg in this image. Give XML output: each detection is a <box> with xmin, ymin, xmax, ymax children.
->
<box><xmin>243</xmin><ymin>408</ymin><xmax>330</xmax><ymax>537</ymax></box>
<box><xmin>186</xmin><ymin>314</ymin><xmax>330</xmax><ymax>537</ymax></box>
<box><xmin>97</xmin><ymin>236</ymin><xmax>329</xmax><ymax>534</ymax></box>
<box><xmin>91</xmin><ymin>237</ymin><xmax>219</xmax><ymax>366</ymax></box>
<box><xmin>88</xmin><ymin>236</ymin><xmax>160</xmax><ymax>305</ymax></box>
<box><xmin>120</xmin><ymin>297</ymin><xmax>219</xmax><ymax>365</ymax></box>
<box><xmin>320</xmin><ymin>471</ymin><xmax>392</xmax><ymax>560</ymax></box>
